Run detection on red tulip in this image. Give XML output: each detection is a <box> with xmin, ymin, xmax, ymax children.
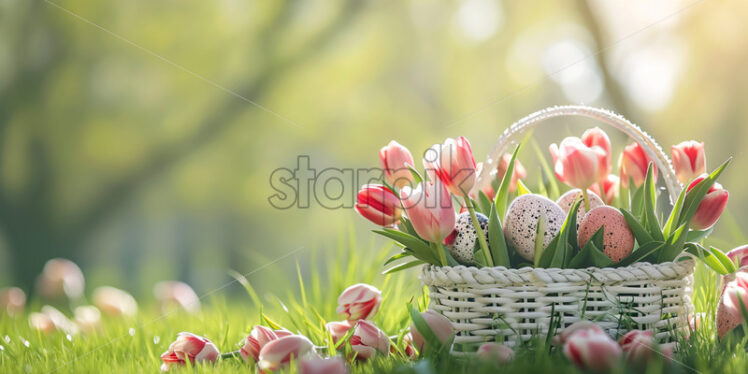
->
<box><xmin>410</xmin><ymin>310</ymin><xmax>454</xmax><ymax>351</ymax></box>
<box><xmin>380</xmin><ymin>140</ymin><xmax>415</xmax><ymax>189</ymax></box>
<box><xmin>336</xmin><ymin>283</ymin><xmax>382</xmax><ymax>321</ymax></box>
<box><xmin>240</xmin><ymin>326</ymin><xmax>280</xmax><ymax>362</ymax></box>
<box><xmin>35</xmin><ymin>258</ymin><xmax>85</xmax><ymax>300</ymax></box>
<box><xmin>354</xmin><ymin>184</ymin><xmax>402</xmax><ymax>227</ymax></box>
<box><xmin>299</xmin><ymin>356</ymin><xmax>348</xmax><ymax>374</ymax></box>
<box><xmin>496</xmin><ymin>153</ymin><xmax>527</xmax><ymax>193</ymax></box>
<box><xmin>589</xmin><ymin>174</ymin><xmax>619</xmax><ymax>205</ymax></box>
<box><xmin>160</xmin><ymin>332</ymin><xmax>219</xmax><ymax>372</ymax></box>
<box><xmin>350</xmin><ymin>320</ymin><xmax>390</xmax><ymax>360</ymax></box>
<box><xmin>400</xmin><ymin>180</ymin><xmax>456</xmax><ymax>243</ymax></box>
<box><xmin>581</xmin><ymin>127</ymin><xmax>612</xmax><ymax>178</ymax></box>
<box><xmin>563</xmin><ymin>329</ymin><xmax>621</xmax><ymax>372</ymax></box>
<box><xmin>154</xmin><ymin>281</ymin><xmax>201</xmax><ymax>315</ymax></box>
<box><xmin>93</xmin><ymin>286</ymin><xmax>138</xmax><ymax>317</ymax></box>
<box><xmin>619</xmin><ymin>142</ymin><xmax>657</xmax><ymax>188</ymax></box>
<box><xmin>477</xmin><ymin>342</ymin><xmax>514</xmax><ymax>364</ymax></box>
<box><xmin>686</xmin><ymin>175</ymin><xmax>729</xmax><ymax>230</ymax></box>
<box><xmin>618</xmin><ymin>330</ymin><xmax>670</xmax><ymax>364</ymax></box>
<box><xmin>550</xmin><ymin>137</ymin><xmax>607</xmax><ymax>190</ymax></box>
<box><xmin>326</xmin><ymin>321</ymin><xmax>353</xmax><ymax>345</ymax></box>
<box><xmin>671</xmin><ymin>140</ymin><xmax>706</xmax><ymax>185</ymax></box>
<box><xmin>552</xmin><ymin>320</ymin><xmax>604</xmax><ymax>346</ymax></box>
<box><xmin>0</xmin><ymin>287</ymin><xmax>26</xmax><ymax>317</ymax></box>
<box><xmin>423</xmin><ymin>136</ymin><xmax>477</xmax><ymax>197</ymax></box>
<box><xmin>257</xmin><ymin>335</ymin><xmax>315</xmax><ymax>373</ymax></box>
<box><xmin>726</xmin><ymin>245</ymin><xmax>748</xmax><ymax>269</ymax></box>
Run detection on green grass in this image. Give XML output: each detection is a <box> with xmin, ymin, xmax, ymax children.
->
<box><xmin>2</xmin><ymin>232</ymin><xmax>748</xmax><ymax>373</ymax></box>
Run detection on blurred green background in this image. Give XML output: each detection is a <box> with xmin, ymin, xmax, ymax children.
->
<box><xmin>0</xmin><ymin>0</ymin><xmax>746</xmax><ymax>298</ymax></box>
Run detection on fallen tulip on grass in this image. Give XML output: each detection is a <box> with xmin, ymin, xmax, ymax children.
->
<box><xmin>336</xmin><ymin>283</ymin><xmax>382</xmax><ymax>321</ymax></box>
<box><xmin>160</xmin><ymin>332</ymin><xmax>219</xmax><ymax>372</ymax></box>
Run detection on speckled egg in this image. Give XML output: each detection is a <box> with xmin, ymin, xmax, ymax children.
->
<box><xmin>716</xmin><ymin>291</ymin><xmax>742</xmax><ymax>339</ymax></box>
<box><xmin>556</xmin><ymin>189</ymin><xmax>604</xmax><ymax>223</ymax></box>
<box><xmin>445</xmin><ymin>212</ymin><xmax>489</xmax><ymax>265</ymax></box>
<box><xmin>577</xmin><ymin>206</ymin><xmax>634</xmax><ymax>263</ymax></box>
<box><xmin>503</xmin><ymin>194</ymin><xmax>566</xmax><ymax>261</ymax></box>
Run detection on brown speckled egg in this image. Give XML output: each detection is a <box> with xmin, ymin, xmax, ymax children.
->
<box><xmin>577</xmin><ymin>206</ymin><xmax>634</xmax><ymax>263</ymax></box>
<box><xmin>504</xmin><ymin>194</ymin><xmax>566</xmax><ymax>261</ymax></box>
<box><xmin>556</xmin><ymin>189</ymin><xmax>604</xmax><ymax>223</ymax></box>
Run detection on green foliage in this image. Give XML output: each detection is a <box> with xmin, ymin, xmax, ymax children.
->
<box><xmin>494</xmin><ymin>145</ymin><xmax>522</xmax><ymax>219</ymax></box>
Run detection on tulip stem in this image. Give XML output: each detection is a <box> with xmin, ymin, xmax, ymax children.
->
<box><xmin>431</xmin><ymin>241</ymin><xmax>448</xmax><ymax>267</ymax></box>
<box><xmin>463</xmin><ymin>197</ymin><xmax>493</xmax><ymax>267</ymax></box>
<box><xmin>220</xmin><ymin>351</ymin><xmax>241</xmax><ymax>360</ymax></box>
<box><xmin>581</xmin><ymin>189</ymin><xmax>591</xmax><ymax>212</ymax></box>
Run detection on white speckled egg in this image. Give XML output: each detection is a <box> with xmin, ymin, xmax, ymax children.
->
<box><xmin>577</xmin><ymin>206</ymin><xmax>634</xmax><ymax>263</ymax></box>
<box><xmin>556</xmin><ymin>189</ymin><xmax>604</xmax><ymax>223</ymax></box>
<box><xmin>503</xmin><ymin>194</ymin><xmax>566</xmax><ymax>261</ymax></box>
<box><xmin>445</xmin><ymin>212</ymin><xmax>489</xmax><ymax>264</ymax></box>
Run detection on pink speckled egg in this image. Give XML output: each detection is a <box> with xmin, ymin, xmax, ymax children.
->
<box><xmin>577</xmin><ymin>206</ymin><xmax>634</xmax><ymax>263</ymax></box>
<box><xmin>556</xmin><ymin>189</ymin><xmax>604</xmax><ymax>223</ymax></box>
<box><xmin>716</xmin><ymin>291</ymin><xmax>742</xmax><ymax>339</ymax></box>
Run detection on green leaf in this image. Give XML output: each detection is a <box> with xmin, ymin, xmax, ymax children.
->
<box><xmin>618</xmin><ymin>241</ymin><xmax>665</xmax><ymax>267</ymax></box>
<box><xmin>709</xmin><ymin>246</ymin><xmax>737</xmax><ymax>274</ymax></box>
<box><xmin>685</xmin><ymin>243</ymin><xmax>729</xmax><ymax>275</ymax></box>
<box><xmin>383</xmin><ymin>260</ymin><xmax>425</xmax><ymax>274</ymax></box>
<box><xmin>532</xmin><ymin>139</ymin><xmax>561</xmax><ymax>200</ymax></box>
<box><xmin>373</xmin><ymin>229</ymin><xmax>438</xmax><ymax>264</ymax></box>
<box><xmin>642</xmin><ymin>164</ymin><xmax>664</xmax><ymax>242</ymax></box>
<box><xmin>550</xmin><ymin>199</ymin><xmax>581</xmax><ymax>268</ymax></box>
<box><xmin>662</xmin><ymin>181</ymin><xmax>687</xmax><ymax>238</ymax></box>
<box><xmin>517</xmin><ymin>179</ymin><xmax>532</xmax><ymax>196</ymax></box>
<box><xmin>587</xmin><ymin>241</ymin><xmax>614</xmax><ymax>268</ymax></box>
<box><xmin>407</xmin><ymin>164</ymin><xmax>424</xmax><ymax>184</ymax></box>
<box><xmin>680</xmin><ymin>158</ymin><xmax>731</xmax><ymax>227</ymax></box>
<box><xmin>630</xmin><ymin>179</ymin><xmax>645</xmax><ymax>220</ymax></box>
<box><xmin>568</xmin><ymin>228</ymin><xmax>604</xmax><ymax>268</ymax></box>
<box><xmin>478</xmin><ymin>191</ymin><xmax>493</xmax><ymax>216</ymax></box>
<box><xmin>384</xmin><ymin>252</ymin><xmax>410</xmax><ymax>266</ymax></box>
<box><xmin>657</xmin><ymin>223</ymin><xmax>689</xmax><ymax>263</ymax></box>
<box><xmin>537</xmin><ymin>236</ymin><xmax>560</xmax><ymax>268</ymax></box>
<box><xmin>494</xmin><ymin>145</ymin><xmax>521</xmax><ymax>219</ymax></box>
<box><xmin>620</xmin><ymin>209</ymin><xmax>654</xmax><ymax>245</ymax></box>
<box><xmin>686</xmin><ymin>228</ymin><xmax>713</xmax><ymax>243</ymax></box>
<box><xmin>488</xmin><ymin>204</ymin><xmax>511</xmax><ymax>267</ymax></box>
<box><xmin>533</xmin><ymin>213</ymin><xmax>547</xmax><ymax>268</ymax></box>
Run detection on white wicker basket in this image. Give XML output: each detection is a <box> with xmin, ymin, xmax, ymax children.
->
<box><xmin>420</xmin><ymin>105</ymin><xmax>694</xmax><ymax>352</ymax></box>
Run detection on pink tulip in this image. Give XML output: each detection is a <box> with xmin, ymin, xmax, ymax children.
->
<box><xmin>154</xmin><ymin>281</ymin><xmax>201</xmax><ymax>315</ymax></box>
<box><xmin>92</xmin><ymin>286</ymin><xmax>138</xmax><ymax>317</ymax></box>
<box><xmin>29</xmin><ymin>312</ymin><xmax>56</xmax><ymax>334</ymax></box>
<box><xmin>589</xmin><ymin>174</ymin><xmax>619</xmax><ymax>205</ymax></box>
<box><xmin>618</xmin><ymin>330</ymin><xmax>669</xmax><ymax>364</ymax></box>
<box><xmin>550</xmin><ymin>137</ymin><xmax>607</xmax><ymax>190</ymax></box>
<box><xmin>299</xmin><ymin>356</ymin><xmax>348</xmax><ymax>374</ymax></box>
<box><xmin>563</xmin><ymin>329</ymin><xmax>621</xmax><ymax>372</ymax></box>
<box><xmin>35</xmin><ymin>258</ymin><xmax>85</xmax><ymax>300</ymax></box>
<box><xmin>326</xmin><ymin>321</ymin><xmax>353</xmax><ymax>345</ymax></box>
<box><xmin>671</xmin><ymin>140</ymin><xmax>706</xmax><ymax>185</ymax></box>
<box><xmin>0</xmin><ymin>287</ymin><xmax>26</xmax><ymax>317</ymax></box>
<box><xmin>274</xmin><ymin>329</ymin><xmax>293</xmax><ymax>338</ymax></box>
<box><xmin>410</xmin><ymin>310</ymin><xmax>454</xmax><ymax>351</ymax></box>
<box><xmin>350</xmin><ymin>320</ymin><xmax>390</xmax><ymax>360</ymax></box>
<box><xmin>392</xmin><ymin>332</ymin><xmax>417</xmax><ymax>359</ymax></box>
<box><xmin>40</xmin><ymin>305</ymin><xmax>79</xmax><ymax>335</ymax></box>
<box><xmin>477</xmin><ymin>342</ymin><xmax>514</xmax><ymax>364</ymax></box>
<box><xmin>496</xmin><ymin>153</ymin><xmax>528</xmax><ymax>193</ymax></box>
<box><xmin>552</xmin><ymin>320</ymin><xmax>604</xmax><ymax>346</ymax></box>
<box><xmin>74</xmin><ymin>305</ymin><xmax>102</xmax><ymax>334</ymax></box>
<box><xmin>240</xmin><ymin>326</ymin><xmax>280</xmax><ymax>362</ymax></box>
<box><xmin>258</xmin><ymin>335</ymin><xmax>315</xmax><ymax>372</ymax></box>
<box><xmin>423</xmin><ymin>136</ymin><xmax>477</xmax><ymax>197</ymax></box>
<box><xmin>581</xmin><ymin>127</ymin><xmax>612</xmax><ymax>178</ymax></box>
<box><xmin>336</xmin><ymin>283</ymin><xmax>382</xmax><ymax>321</ymax></box>
<box><xmin>354</xmin><ymin>184</ymin><xmax>402</xmax><ymax>227</ymax></box>
<box><xmin>619</xmin><ymin>142</ymin><xmax>657</xmax><ymax>188</ymax></box>
<box><xmin>400</xmin><ymin>180</ymin><xmax>456</xmax><ymax>243</ymax></box>
<box><xmin>686</xmin><ymin>175</ymin><xmax>729</xmax><ymax>230</ymax></box>
<box><xmin>160</xmin><ymin>332</ymin><xmax>219</xmax><ymax>372</ymax></box>
<box><xmin>727</xmin><ymin>245</ymin><xmax>748</xmax><ymax>269</ymax></box>
<box><xmin>380</xmin><ymin>140</ymin><xmax>415</xmax><ymax>189</ymax></box>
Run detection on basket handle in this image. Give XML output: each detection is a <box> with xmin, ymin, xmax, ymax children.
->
<box><xmin>474</xmin><ymin>105</ymin><xmax>681</xmax><ymax>204</ymax></box>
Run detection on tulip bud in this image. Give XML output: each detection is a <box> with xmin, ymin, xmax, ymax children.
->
<box><xmin>619</xmin><ymin>142</ymin><xmax>657</xmax><ymax>188</ymax></box>
<box><xmin>154</xmin><ymin>281</ymin><xmax>201</xmax><ymax>315</ymax></box>
<box><xmin>589</xmin><ymin>174</ymin><xmax>619</xmax><ymax>205</ymax></box>
<box><xmin>299</xmin><ymin>356</ymin><xmax>348</xmax><ymax>374</ymax></box>
<box><xmin>410</xmin><ymin>310</ymin><xmax>454</xmax><ymax>351</ymax></box>
<box><xmin>727</xmin><ymin>245</ymin><xmax>748</xmax><ymax>269</ymax></box>
<box><xmin>160</xmin><ymin>332</ymin><xmax>219</xmax><ymax>372</ymax></box>
<box><xmin>552</xmin><ymin>320</ymin><xmax>604</xmax><ymax>347</ymax></box>
<box><xmin>336</xmin><ymin>284</ymin><xmax>382</xmax><ymax>321</ymax></box>
<box><xmin>618</xmin><ymin>330</ymin><xmax>661</xmax><ymax>364</ymax></box>
<box><xmin>41</xmin><ymin>305</ymin><xmax>78</xmax><ymax>335</ymax></box>
<box><xmin>92</xmin><ymin>286</ymin><xmax>138</xmax><ymax>317</ymax></box>
<box><xmin>380</xmin><ymin>141</ymin><xmax>415</xmax><ymax>189</ymax></box>
<box><xmin>29</xmin><ymin>312</ymin><xmax>56</xmax><ymax>334</ymax></box>
<box><xmin>549</xmin><ymin>137</ymin><xmax>607</xmax><ymax>190</ymax></box>
<box><xmin>0</xmin><ymin>287</ymin><xmax>26</xmax><ymax>317</ymax></box>
<box><xmin>240</xmin><ymin>326</ymin><xmax>280</xmax><ymax>362</ymax></box>
<box><xmin>423</xmin><ymin>136</ymin><xmax>477</xmax><ymax>197</ymax></box>
<box><xmin>671</xmin><ymin>141</ymin><xmax>706</xmax><ymax>185</ymax></box>
<box><xmin>563</xmin><ymin>329</ymin><xmax>621</xmax><ymax>372</ymax></box>
<box><xmin>354</xmin><ymin>184</ymin><xmax>402</xmax><ymax>227</ymax></box>
<box><xmin>35</xmin><ymin>258</ymin><xmax>85</xmax><ymax>300</ymax></box>
<box><xmin>496</xmin><ymin>153</ymin><xmax>527</xmax><ymax>193</ymax></box>
<box><xmin>718</xmin><ymin>271</ymin><xmax>748</xmax><ymax>338</ymax></box>
<box><xmin>350</xmin><ymin>320</ymin><xmax>390</xmax><ymax>360</ymax></box>
<box><xmin>477</xmin><ymin>342</ymin><xmax>514</xmax><ymax>364</ymax></box>
<box><xmin>74</xmin><ymin>305</ymin><xmax>102</xmax><ymax>333</ymax></box>
<box><xmin>258</xmin><ymin>335</ymin><xmax>315</xmax><ymax>372</ymax></box>
<box><xmin>326</xmin><ymin>320</ymin><xmax>353</xmax><ymax>345</ymax></box>
<box><xmin>686</xmin><ymin>175</ymin><xmax>729</xmax><ymax>230</ymax></box>
<box><xmin>400</xmin><ymin>180</ymin><xmax>456</xmax><ymax>243</ymax></box>
<box><xmin>581</xmin><ymin>127</ymin><xmax>612</xmax><ymax>179</ymax></box>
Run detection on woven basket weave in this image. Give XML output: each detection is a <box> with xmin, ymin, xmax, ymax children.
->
<box><xmin>421</xmin><ymin>105</ymin><xmax>694</xmax><ymax>352</ymax></box>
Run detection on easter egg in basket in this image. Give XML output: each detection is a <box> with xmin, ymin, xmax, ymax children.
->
<box><xmin>444</xmin><ymin>212</ymin><xmax>489</xmax><ymax>265</ymax></box>
<box><xmin>503</xmin><ymin>194</ymin><xmax>565</xmax><ymax>261</ymax></box>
